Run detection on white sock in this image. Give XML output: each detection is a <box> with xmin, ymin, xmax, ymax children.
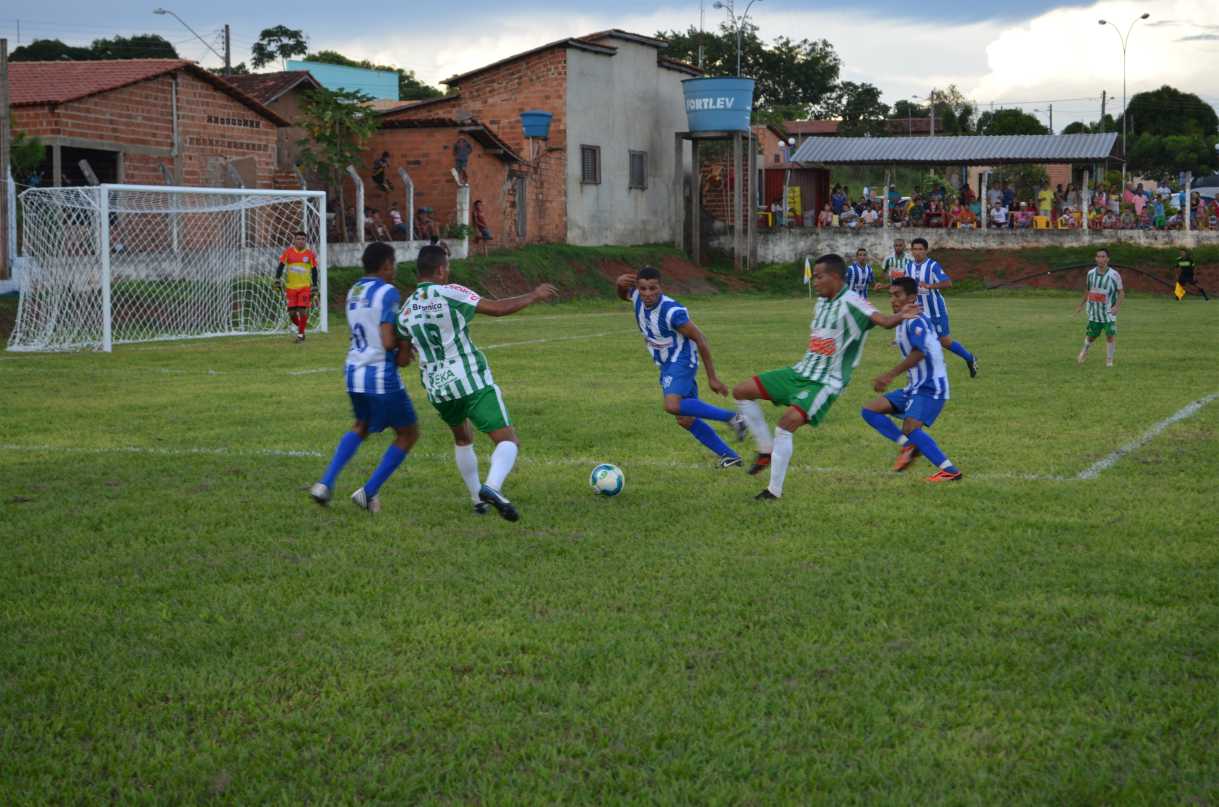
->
<box><xmin>736</xmin><ymin>399</ymin><xmax>773</xmax><ymax>452</ymax></box>
<box><xmin>767</xmin><ymin>427</ymin><xmax>794</xmax><ymax>497</ymax></box>
<box><xmin>1106</xmin><ymin>341</ymin><xmax>1116</xmax><ymax>364</ymax></box>
<box><xmin>454</xmin><ymin>444</ymin><xmax>481</xmax><ymax>502</ymax></box>
<box><xmin>1081</xmin><ymin>339</ymin><xmax>1091</xmax><ymax>353</ymax></box>
<box><xmin>485</xmin><ymin>441</ymin><xmax>519</xmax><ymax>491</ymax></box>
<box><xmin>897</xmin><ymin>434</ymin><xmax>909</xmax><ymax>446</ymax></box>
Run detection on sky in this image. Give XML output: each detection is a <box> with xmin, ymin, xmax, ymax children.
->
<box><xmin>3</xmin><ymin>0</ymin><xmax>1218</xmax><ymax>132</ymax></box>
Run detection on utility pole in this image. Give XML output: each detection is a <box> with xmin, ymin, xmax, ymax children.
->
<box><xmin>1048</xmin><ymin>103</ymin><xmax>1053</xmax><ymax>133</ymax></box>
<box><xmin>1100</xmin><ymin>91</ymin><xmax>1106</xmax><ymax>131</ymax></box>
<box><xmin>1</xmin><ymin>38</ymin><xmax>10</xmax><ymax>280</ymax></box>
<box><xmin>224</xmin><ymin>24</ymin><xmax>232</xmax><ymax>76</ymax></box>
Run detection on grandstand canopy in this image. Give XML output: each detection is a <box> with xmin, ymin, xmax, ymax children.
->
<box><xmin>791</xmin><ymin>132</ymin><xmax>1120</xmax><ymax>166</ymax></box>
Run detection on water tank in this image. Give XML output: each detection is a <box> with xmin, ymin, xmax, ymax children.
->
<box><xmin>520</xmin><ymin>110</ymin><xmax>553</xmax><ymax>139</ymax></box>
<box><xmin>682</xmin><ymin>77</ymin><xmax>755</xmax><ymax>133</ymax></box>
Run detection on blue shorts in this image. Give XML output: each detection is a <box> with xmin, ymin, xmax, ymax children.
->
<box><xmin>927</xmin><ymin>313</ymin><xmax>951</xmax><ymax>337</ymax></box>
<box><xmin>659</xmin><ymin>362</ymin><xmax>699</xmax><ymax>399</ymax></box>
<box><xmin>348</xmin><ymin>388</ymin><xmax>417</xmax><ymax>433</ymax></box>
<box><xmin>884</xmin><ymin>390</ymin><xmax>946</xmax><ymax>427</ymax></box>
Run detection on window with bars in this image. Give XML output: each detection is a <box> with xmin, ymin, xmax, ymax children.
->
<box><xmin>628</xmin><ymin>150</ymin><xmax>647</xmax><ymax>190</ymax></box>
<box><xmin>580</xmin><ymin>145</ymin><xmax>601</xmax><ymax>185</ymax></box>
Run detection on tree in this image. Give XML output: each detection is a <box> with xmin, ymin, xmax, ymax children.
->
<box><xmin>990</xmin><ymin>164</ymin><xmax>1050</xmax><ymax>199</ymax></box>
<box><xmin>1120</xmin><ymin>85</ymin><xmax>1218</xmax><ymax>138</ymax></box>
<box><xmin>10</xmin><ymin>119</ymin><xmax>45</xmax><ymax>183</ymax></box>
<box><xmin>655</xmin><ymin>24</ymin><xmax>840</xmax><ymax>120</ymax></box>
<box><xmin>210</xmin><ymin>63</ymin><xmax>250</xmax><ymax>76</ymax></box>
<box><xmin>251</xmin><ymin>25</ymin><xmax>309</xmax><ymax>70</ymax></box>
<box><xmin>892</xmin><ymin>99</ymin><xmax>928</xmax><ymax>120</ymax></box>
<box><xmin>1061</xmin><ymin>121</ymin><xmax>1089</xmax><ymax>135</ymax></box>
<box><xmin>976</xmin><ymin>108</ymin><xmax>1049</xmax><ymax>136</ymax></box>
<box><xmin>828</xmin><ymin>82</ymin><xmax>890</xmax><ymax>137</ymax></box>
<box><xmin>89</xmin><ymin>34</ymin><xmax>178</xmax><ymax>60</ymax></box>
<box><xmin>1126</xmin><ymin>132</ymin><xmax>1219</xmax><ymax>179</ymax></box>
<box><xmin>304</xmin><ymin>51</ymin><xmax>443</xmax><ymax>101</ymax></box>
<box><xmin>295</xmin><ymin>87</ymin><xmax>381</xmax><ymax>241</ymax></box>
<box><xmin>927</xmin><ymin>85</ymin><xmax>975</xmax><ymax>135</ymax></box>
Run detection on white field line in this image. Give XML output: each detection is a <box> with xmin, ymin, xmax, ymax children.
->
<box><xmin>0</xmin><ymin>443</ymin><xmax>323</xmax><ymax>459</ymax></box>
<box><xmin>1075</xmin><ymin>391</ymin><xmax>1219</xmax><ymax>480</ymax></box>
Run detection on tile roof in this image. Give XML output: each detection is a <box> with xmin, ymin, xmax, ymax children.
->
<box><xmin>222</xmin><ymin>70</ymin><xmax>321</xmax><ymax>105</ymax></box>
<box><xmin>377</xmin><ymin>117</ymin><xmax>522</xmax><ymax>162</ymax></box>
<box><xmin>791</xmin><ymin>133</ymin><xmax>1121</xmax><ymax>165</ymax></box>
<box><xmin>10</xmin><ymin>59</ymin><xmax>288</xmax><ymax>125</ymax></box>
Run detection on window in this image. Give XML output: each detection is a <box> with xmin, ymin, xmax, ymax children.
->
<box><xmin>629</xmin><ymin>150</ymin><xmax>647</xmax><ymax>190</ymax></box>
<box><xmin>580</xmin><ymin>145</ymin><xmax>601</xmax><ymax>185</ymax></box>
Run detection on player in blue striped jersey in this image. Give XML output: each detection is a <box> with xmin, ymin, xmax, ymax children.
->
<box><xmin>617</xmin><ymin>267</ymin><xmax>746</xmax><ymax>467</ymax></box>
<box><xmin>845</xmin><ymin>248</ymin><xmax>875</xmax><ymax>299</ymax></box>
<box><xmin>907</xmin><ymin>237</ymin><xmax>979</xmax><ymax>378</ymax></box>
<box><xmin>310</xmin><ymin>242</ymin><xmax>419</xmax><ymax>513</ymax></box>
<box><xmin>860</xmin><ymin>277</ymin><xmax>962</xmax><ymax>481</ymax></box>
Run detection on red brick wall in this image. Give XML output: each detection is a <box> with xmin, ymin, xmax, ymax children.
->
<box><xmin>753</xmin><ymin>126</ymin><xmax>785</xmax><ymax>167</ymax></box>
<box><xmin>391</xmin><ymin>48</ymin><xmax>569</xmax><ymax>243</ymax></box>
<box><xmin>12</xmin><ymin>71</ymin><xmax>279</xmax><ymax>188</ymax></box>
<box><xmin>359</xmin><ymin>126</ymin><xmax>519</xmax><ymax>245</ymax></box>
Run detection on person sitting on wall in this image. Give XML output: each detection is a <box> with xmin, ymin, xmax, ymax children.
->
<box><xmin>454</xmin><ymin>137</ymin><xmax>474</xmax><ymax>184</ymax></box>
<box><xmin>908</xmin><ymin>196</ymin><xmax>926</xmax><ymax>227</ymax></box>
<box><xmin>924</xmin><ymin>199</ymin><xmax>945</xmax><ymax>228</ymax></box>
<box><xmin>817</xmin><ymin>202</ymin><xmax>833</xmax><ymax>228</ymax></box>
<box><xmin>389</xmin><ymin>204</ymin><xmax>408</xmax><ymax>240</ymax></box>
<box><xmin>473</xmin><ymin>199</ymin><xmax>493</xmax><ymax>257</ymax></box>
<box><xmin>840</xmin><ymin>206</ymin><xmax>860</xmax><ymax>229</ymax></box>
<box><xmin>415</xmin><ymin>208</ymin><xmax>437</xmax><ymax>242</ymax></box>
<box><xmin>372</xmin><ymin>152</ymin><xmax>393</xmax><ymax>193</ymax></box>
<box><xmin>861</xmin><ymin>203</ymin><xmax>880</xmax><ymax>227</ymax></box>
<box><xmin>955</xmin><ymin>202</ymin><xmax>977</xmax><ymax>229</ymax></box>
<box><xmin>990</xmin><ymin>199</ymin><xmax>1009</xmax><ymax>229</ymax></box>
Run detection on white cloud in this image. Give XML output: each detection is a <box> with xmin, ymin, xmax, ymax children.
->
<box><xmin>328</xmin><ymin>1</ymin><xmax>1218</xmax><ymax>129</ymax></box>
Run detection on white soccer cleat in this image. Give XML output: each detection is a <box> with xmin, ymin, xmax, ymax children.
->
<box><xmin>350</xmin><ymin>487</ymin><xmax>382</xmax><ymax>514</ymax></box>
<box><xmin>309</xmin><ymin>482</ymin><xmax>331</xmax><ymax>506</ymax></box>
<box><xmin>1077</xmin><ymin>350</ymin><xmax>1087</xmax><ymax>365</ymax></box>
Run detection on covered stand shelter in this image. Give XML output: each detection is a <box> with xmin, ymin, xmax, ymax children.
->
<box><xmin>789</xmin><ymin>132</ymin><xmax>1122</xmax><ymax>231</ymax></box>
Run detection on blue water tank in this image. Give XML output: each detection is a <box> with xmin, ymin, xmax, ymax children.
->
<box><xmin>520</xmin><ymin>110</ymin><xmax>553</xmax><ymax>139</ymax></box>
<box><xmin>682</xmin><ymin>77</ymin><xmax>755</xmax><ymax>133</ymax></box>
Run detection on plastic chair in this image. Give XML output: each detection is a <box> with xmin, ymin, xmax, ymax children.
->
<box><xmin>1033</xmin><ymin>215</ymin><xmax>1050</xmax><ymax>229</ymax></box>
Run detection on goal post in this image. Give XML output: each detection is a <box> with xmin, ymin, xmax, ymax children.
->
<box><xmin>7</xmin><ymin>183</ymin><xmax>327</xmax><ymax>352</ymax></box>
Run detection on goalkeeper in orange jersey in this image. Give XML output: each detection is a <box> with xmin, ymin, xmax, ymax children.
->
<box><xmin>276</xmin><ymin>231</ymin><xmax>319</xmax><ymax>342</ymax></box>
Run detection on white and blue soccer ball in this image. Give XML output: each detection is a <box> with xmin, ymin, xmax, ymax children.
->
<box><xmin>589</xmin><ymin>463</ymin><xmax>624</xmax><ymax>497</ymax></box>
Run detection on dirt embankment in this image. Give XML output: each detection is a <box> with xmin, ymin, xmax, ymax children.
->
<box><xmin>935</xmin><ymin>249</ymin><xmax>1219</xmax><ymax>294</ymax></box>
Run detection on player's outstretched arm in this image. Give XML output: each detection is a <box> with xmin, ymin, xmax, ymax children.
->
<box><xmin>615</xmin><ymin>274</ymin><xmax>637</xmax><ymax>301</ymax></box>
<box><xmin>873</xmin><ymin>348</ymin><xmax>924</xmax><ymax>392</ymax></box>
<box><xmin>676</xmin><ymin>321</ymin><xmax>728</xmax><ymax>396</ymax></box>
<box><xmin>869</xmin><ymin>303</ymin><xmax>920</xmax><ymax>329</ymax></box>
<box><xmin>476</xmin><ymin>284</ymin><xmax>558</xmax><ymax>317</ymax></box>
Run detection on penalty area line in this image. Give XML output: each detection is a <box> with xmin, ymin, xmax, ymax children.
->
<box><xmin>1076</xmin><ymin>391</ymin><xmax>1219</xmax><ymax>480</ymax></box>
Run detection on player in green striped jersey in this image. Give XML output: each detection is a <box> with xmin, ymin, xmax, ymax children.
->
<box><xmin>1075</xmin><ymin>248</ymin><xmax>1124</xmax><ymax>367</ymax></box>
<box><xmin>733</xmin><ymin>253</ymin><xmax>919</xmax><ymax>500</ymax></box>
<box><xmin>398</xmin><ymin>246</ymin><xmax>557</xmax><ymax>521</ymax></box>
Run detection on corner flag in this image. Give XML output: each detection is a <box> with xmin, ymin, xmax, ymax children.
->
<box><xmin>802</xmin><ymin>257</ymin><xmax>811</xmax><ymax>285</ymax></box>
<box><xmin>1174</xmin><ymin>282</ymin><xmax>1186</xmax><ymax>301</ymax></box>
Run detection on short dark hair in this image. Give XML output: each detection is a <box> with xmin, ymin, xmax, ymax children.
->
<box><xmin>362</xmin><ymin>241</ymin><xmax>395</xmax><ymax>274</ymax></box>
<box><xmin>910</xmin><ymin>237</ymin><xmax>928</xmax><ymax>248</ymax></box>
<box><xmin>637</xmin><ymin>266</ymin><xmax>661</xmax><ymax>282</ymax></box>
<box><xmin>1095</xmin><ymin>247</ymin><xmax>1110</xmax><ymax>257</ymax></box>
<box><xmin>417</xmin><ymin>245</ymin><xmax>448</xmax><ymax>277</ymax></box>
<box><xmin>814</xmin><ymin>253</ymin><xmax>846</xmax><ymax>277</ymax></box>
<box><xmin>892</xmin><ymin>277</ymin><xmax>918</xmax><ymax>297</ymax></box>
<box><xmin>294</xmin><ymin>230</ymin><xmax>306</xmax><ymax>238</ymax></box>
<box><xmin>856</xmin><ymin>247</ymin><xmax>868</xmax><ymax>255</ymax></box>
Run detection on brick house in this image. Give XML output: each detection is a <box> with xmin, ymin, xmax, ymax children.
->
<box><xmin>10</xmin><ymin>59</ymin><xmax>287</xmax><ymax>189</ymax></box>
<box><xmin>223</xmin><ymin>70</ymin><xmax>323</xmax><ymax>173</ymax></box>
<box><xmin>384</xmin><ymin>30</ymin><xmax>700</xmax><ymax>245</ymax></box>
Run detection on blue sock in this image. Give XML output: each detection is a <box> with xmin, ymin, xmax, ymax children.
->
<box><xmin>678</xmin><ymin>398</ymin><xmax>735</xmax><ymax>422</ymax></box>
<box><xmin>320</xmin><ymin>431</ymin><xmax>363</xmax><ymax>489</ymax></box>
<box><xmin>947</xmin><ymin>340</ymin><xmax>974</xmax><ymax>364</ymax></box>
<box><xmin>687</xmin><ymin>418</ymin><xmax>738</xmax><ymax>458</ymax></box>
<box><xmin>861</xmin><ymin>408</ymin><xmax>903</xmax><ymax>442</ymax></box>
<box><xmin>364</xmin><ymin>444</ymin><xmax>408</xmax><ymax>497</ymax></box>
<box><xmin>907</xmin><ymin>428</ymin><xmax>957</xmax><ymax>472</ymax></box>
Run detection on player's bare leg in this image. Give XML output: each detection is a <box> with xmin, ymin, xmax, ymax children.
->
<box><xmin>732</xmin><ymin>378</ymin><xmax>774</xmax><ymax>475</ymax></box>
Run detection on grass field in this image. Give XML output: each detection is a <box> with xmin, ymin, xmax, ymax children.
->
<box><xmin>2</xmin><ymin>288</ymin><xmax>1218</xmax><ymax>803</ymax></box>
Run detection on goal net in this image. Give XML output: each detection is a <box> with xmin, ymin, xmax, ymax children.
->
<box><xmin>7</xmin><ymin>184</ymin><xmax>327</xmax><ymax>352</ymax></box>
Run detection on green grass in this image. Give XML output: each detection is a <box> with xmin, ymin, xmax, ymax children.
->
<box><xmin>2</xmin><ymin>291</ymin><xmax>1218</xmax><ymax>803</ymax></box>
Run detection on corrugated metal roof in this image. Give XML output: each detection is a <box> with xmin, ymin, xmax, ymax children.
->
<box><xmin>791</xmin><ymin>133</ymin><xmax>1119</xmax><ymax>165</ymax></box>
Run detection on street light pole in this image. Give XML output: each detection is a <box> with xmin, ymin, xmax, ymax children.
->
<box><xmin>712</xmin><ymin>0</ymin><xmax>762</xmax><ymax>76</ymax></box>
<box><xmin>153</xmin><ymin>8</ymin><xmax>229</xmax><ymax>73</ymax></box>
<box><xmin>1099</xmin><ymin>12</ymin><xmax>1149</xmax><ymax>185</ymax></box>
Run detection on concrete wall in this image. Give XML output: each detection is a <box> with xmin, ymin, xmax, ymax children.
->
<box><xmin>564</xmin><ymin>41</ymin><xmax>690</xmax><ymax>246</ymax></box>
<box><xmin>328</xmin><ymin>239</ymin><xmax>467</xmax><ymax>268</ymax></box>
<box><xmin>719</xmin><ymin>226</ymin><xmax>1219</xmax><ymax>264</ymax></box>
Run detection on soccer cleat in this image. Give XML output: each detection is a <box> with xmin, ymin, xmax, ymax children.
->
<box><xmin>926</xmin><ymin>469</ymin><xmax>963</xmax><ymax>483</ymax></box>
<box><xmin>478</xmin><ymin>484</ymin><xmax>519</xmax><ymax>522</ymax></box>
<box><xmin>967</xmin><ymin>355</ymin><xmax>979</xmax><ymax>378</ymax></box>
<box><xmin>295</xmin><ymin>333</ymin><xmax>305</xmax><ymax>343</ymax></box>
<box><xmin>350</xmin><ymin>487</ymin><xmax>382</xmax><ymax>513</ymax></box>
<box><xmin>893</xmin><ymin>444</ymin><xmax>920</xmax><ymax>472</ymax></box>
<box><xmin>309</xmin><ymin>482</ymin><xmax>331</xmax><ymax>506</ymax></box>
<box><xmin>729</xmin><ymin>413</ymin><xmax>749</xmax><ymax>442</ymax></box>
<box><xmin>473</xmin><ymin>501</ymin><xmax>490</xmax><ymax>515</ymax></box>
<box><xmin>1105</xmin><ymin>360</ymin><xmax>1114</xmax><ymax>368</ymax></box>
<box><xmin>1077</xmin><ymin>350</ymin><xmax>1088</xmax><ymax>365</ymax></box>
<box><xmin>717</xmin><ymin>455</ymin><xmax>743</xmax><ymax>469</ymax></box>
<box><xmin>755</xmin><ymin>489</ymin><xmax>779</xmax><ymax>500</ymax></box>
<box><xmin>747</xmin><ymin>452</ymin><xmax>772</xmax><ymax>476</ymax></box>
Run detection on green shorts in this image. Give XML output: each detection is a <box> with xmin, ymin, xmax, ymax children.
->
<box><xmin>430</xmin><ymin>384</ymin><xmax>511</xmax><ymax>433</ymax></box>
<box><xmin>753</xmin><ymin>368</ymin><xmax>838</xmax><ymax>426</ymax></box>
<box><xmin>1086</xmin><ymin>320</ymin><xmax>1116</xmax><ymax>339</ymax></box>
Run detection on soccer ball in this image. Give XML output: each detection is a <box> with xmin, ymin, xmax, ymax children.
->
<box><xmin>589</xmin><ymin>463</ymin><xmax>624</xmax><ymax>497</ymax></box>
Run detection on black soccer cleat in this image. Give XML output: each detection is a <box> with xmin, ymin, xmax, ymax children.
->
<box><xmin>747</xmin><ymin>452</ymin><xmax>772</xmax><ymax>476</ymax></box>
<box><xmin>478</xmin><ymin>484</ymin><xmax>519</xmax><ymax>522</ymax></box>
<box><xmin>473</xmin><ymin>501</ymin><xmax>490</xmax><ymax>515</ymax></box>
<box><xmin>755</xmin><ymin>489</ymin><xmax>779</xmax><ymax>501</ymax></box>
<box><xmin>717</xmin><ymin>455</ymin><xmax>743</xmax><ymax>469</ymax></box>
<box><xmin>967</xmin><ymin>354</ymin><xmax>979</xmax><ymax>378</ymax></box>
